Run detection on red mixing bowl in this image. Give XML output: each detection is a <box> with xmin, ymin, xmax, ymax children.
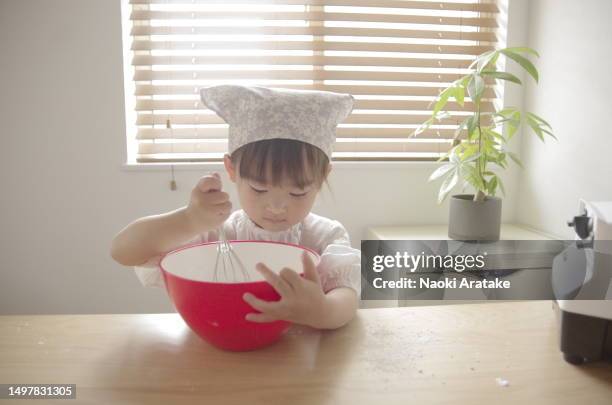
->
<box><xmin>159</xmin><ymin>240</ymin><xmax>320</xmax><ymax>351</ymax></box>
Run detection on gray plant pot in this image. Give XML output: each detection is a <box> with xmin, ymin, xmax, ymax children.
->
<box><xmin>448</xmin><ymin>194</ymin><xmax>502</xmax><ymax>241</ymax></box>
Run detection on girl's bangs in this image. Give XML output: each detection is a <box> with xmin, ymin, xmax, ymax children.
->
<box><xmin>232</xmin><ymin>139</ymin><xmax>328</xmax><ymax>189</ymax></box>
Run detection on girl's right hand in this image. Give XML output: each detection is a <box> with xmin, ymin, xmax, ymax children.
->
<box><xmin>185</xmin><ymin>172</ymin><xmax>232</xmax><ymax>232</ymax></box>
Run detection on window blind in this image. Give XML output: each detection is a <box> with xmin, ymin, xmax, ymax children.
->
<box><xmin>126</xmin><ymin>0</ymin><xmax>502</xmax><ymax>163</ymax></box>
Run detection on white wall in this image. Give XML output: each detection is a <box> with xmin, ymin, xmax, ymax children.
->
<box><xmin>1</xmin><ymin>0</ymin><xmax>527</xmax><ymax>314</ymax></box>
<box><xmin>516</xmin><ymin>0</ymin><xmax>612</xmax><ymax>238</ymax></box>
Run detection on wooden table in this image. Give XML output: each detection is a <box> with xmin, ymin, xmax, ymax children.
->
<box><xmin>1</xmin><ymin>302</ymin><xmax>611</xmax><ymax>404</ymax></box>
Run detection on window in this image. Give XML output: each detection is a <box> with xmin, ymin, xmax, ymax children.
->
<box><xmin>123</xmin><ymin>0</ymin><xmax>503</xmax><ymax>163</ymax></box>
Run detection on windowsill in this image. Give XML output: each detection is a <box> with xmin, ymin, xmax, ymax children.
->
<box><xmin>121</xmin><ymin>160</ymin><xmax>450</xmax><ymax>172</ymax></box>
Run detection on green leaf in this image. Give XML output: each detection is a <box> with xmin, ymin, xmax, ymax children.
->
<box><xmin>435</xmin><ymin>110</ymin><xmax>451</xmax><ymax>121</ymax></box>
<box><xmin>540</xmin><ymin>127</ymin><xmax>558</xmax><ymax>140</ymax></box>
<box><xmin>461</xmin><ymin>165</ymin><xmax>486</xmax><ymax>192</ymax></box>
<box><xmin>496</xmin><ymin>107</ymin><xmax>520</xmax><ymax>118</ymax></box>
<box><xmin>412</xmin><ymin>117</ymin><xmax>433</xmax><ymax>137</ymax></box>
<box><xmin>472</xmin><ymin>50</ymin><xmax>499</xmax><ymax>72</ymax></box>
<box><xmin>466</xmin><ymin>115</ymin><xmax>478</xmax><ymax>139</ymax></box>
<box><xmin>429</xmin><ymin>163</ymin><xmax>456</xmax><ymax>182</ymax></box>
<box><xmin>467</xmin><ymin>74</ymin><xmax>485</xmax><ymax>103</ymax></box>
<box><xmin>525</xmin><ymin>113</ymin><xmax>556</xmax><ymax>141</ymax></box>
<box><xmin>468</xmin><ymin>126</ymin><xmax>481</xmax><ymax>142</ymax></box>
<box><xmin>497</xmin><ymin>176</ymin><xmax>506</xmax><ymax>195</ymax></box>
<box><xmin>525</xmin><ymin>112</ymin><xmax>552</xmax><ymax>129</ymax></box>
<box><xmin>498</xmin><ymin>152</ymin><xmax>508</xmax><ymax>168</ymax></box>
<box><xmin>500</xmin><ymin>49</ymin><xmax>539</xmax><ymax>83</ymax></box>
<box><xmin>487</xmin><ymin>176</ymin><xmax>498</xmax><ymax>196</ymax></box>
<box><xmin>488</xmin><ymin>52</ymin><xmax>500</xmax><ymax>70</ymax></box>
<box><xmin>449</xmin><ymin>146</ymin><xmax>461</xmax><ymax>164</ymax></box>
<box><xmin>454</xmin><ymin>116</ymin><xmax>470</xmax><ymax>139</ymax></box>
<box><xmin>469</xmin><ymin>50</ymin><xmax>496</xmax><ymax>70</ymax></box>
<box><xmin>526</xmin><ymin>115</ymin><xmax>545</xmax><ymax>141</ymax></box>
<box><xmin>488</xmin><ymin>150</ymin><xmax>503</xmax><ymax>168</ymax></box>
<box><xmin>471</xmin><ymin>177</ymin><xmax>487</xmax><ymax>193</ymax></box>
<box><xmin>438</xmin><ymin>171</ymin><xmax>459</xmax><ymax>204</ymax></box>
<box><xmin>483</xmin><ymin>127</ymin><xmax>505</xmax><ymax>143</ymax></box>
<box><xmin>436</xmin><ymin>151</ymin><xmax>451</xmax><ymax>162</ymax></box>
<box><xmin>460</xmin><ymin>147</ymin><xmax>480</xmax><ymax>162</ymax></box>
<box><xmin>508</xmin><ymin>151</ymin><xmax>524</xmax><ymax>168</ymax></box>
<box><xmin>453</xmin><ymin>84</ymin><xmax>465</xmax><ymax>106</ymax></box>
<box><xmin>506</xmin><ymin>110</ymin><xmax>521</xmax><ymax>139</ymax></box>
<box><xmin>433</xmin><ymin>86</ymin><xmax>454</xmax><ymax>116</ymax></box>
<box><xmin>481</xmin><ymin>70</ymin><xmax>522</xmax><ymax>85</ymax></box>
<box><xmin>494</xmin><ymin>117</ymin><xmax>511</xmax><ymax>126</ymax></box>
<box><xmin>504</xmin><ymin>47</ymin><xmax>540</xmax><ymax>58</ymax></box>
<box><xmin>482</xmin><ymin>133</ymin><xmax>495</xmax><ymax>153</ymax></box>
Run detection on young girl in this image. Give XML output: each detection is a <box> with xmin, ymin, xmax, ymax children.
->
<box><xmin>111</xmin><ymin>85</ymin><xmax>360</xmax><ymax>330</ymax></box>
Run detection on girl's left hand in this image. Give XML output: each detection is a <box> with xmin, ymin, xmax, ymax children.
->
<box><xmin>243</xmin><ymin>251</ymin><xmax>326</xmax><ymax>328</ymax></box>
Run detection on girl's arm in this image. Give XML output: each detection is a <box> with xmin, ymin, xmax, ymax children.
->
<box><xmin>314</xmin><ymin>223</ymin><xmax>362</xmax><ymax>329</ymax></box>
<box><xmin>316</xmin><ymin>287</ymin><xmax>359</xmax><ymax>329</ymax></box>
<box><xmin>110</xmin><ymin>173</ymin><xmax>231</xmax><ymax>266</ymax></box>
<box><xmin>110</xmin><ymin>206</ymin><xmax>197</xmax><ymax>267</ymax></box>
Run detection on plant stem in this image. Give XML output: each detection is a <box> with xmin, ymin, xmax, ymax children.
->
<box><xmin>475</xmin><ymin>189</ymin><xmax>486</xmax><ymax>202</ymax></box>
<box><xmin>477</xmin><ymin>121</ymin><xmax>482</xmax><ymax>180</ymax></box>
<box><xmin>474</xmin><ymin>103</ymin><xmax>486</xmax><ymax>202</ymax></box>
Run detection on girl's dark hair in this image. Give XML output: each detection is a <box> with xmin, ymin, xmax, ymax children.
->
<box><xmin>230</xmin><ymin>139</ymin><xmax>330</xmax><ymax>189</ymax></box>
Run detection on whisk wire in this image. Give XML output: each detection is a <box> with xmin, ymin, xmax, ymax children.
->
<box><xmin>213</xmin><ymin>226</ymin><xmax>250</xmax><ymax>282</ymax></box>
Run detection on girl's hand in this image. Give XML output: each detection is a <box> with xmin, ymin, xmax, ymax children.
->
<box><xmin>243</xmin><ymin>251</ymin><xmax>327</xmax><ymax>328</ymax></box>
<box><xmin>185</xmin><ymin>172</ymin><xmax>232</xmax><ymax>233</ymax></box>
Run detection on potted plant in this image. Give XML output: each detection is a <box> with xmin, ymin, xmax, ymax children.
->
<box><xmin>414</xmin><ymin>47</ymin><xmax>556</xmax><ymax>241</ymax></box>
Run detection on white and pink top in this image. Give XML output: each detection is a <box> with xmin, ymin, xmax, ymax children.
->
<box><xmin>134</xmin><ymin>209</ymin><xmax>362</xmax><ymax>294</ymax></box>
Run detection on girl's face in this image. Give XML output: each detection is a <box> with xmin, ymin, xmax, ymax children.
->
<box><xmin>224</xmin><ymin>155</ymin><xmax>325</xmax><ymax>232</ymax></box>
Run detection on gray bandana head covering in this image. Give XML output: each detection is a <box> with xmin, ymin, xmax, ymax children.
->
<box><xmin>200</xmin><ymin>85</ymin><xmax>354</xmax><ymax>159</ymax></box>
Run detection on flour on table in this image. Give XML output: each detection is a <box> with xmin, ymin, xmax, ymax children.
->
<box><xmin>495</xmin><ymin>377</ymin><xmax>510</xmax><ymax>387</ymax></box>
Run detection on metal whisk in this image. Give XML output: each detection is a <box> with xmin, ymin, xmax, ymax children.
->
<box><xmin>213</xmin><ymin>227</ymin><xmax>250</xmax><ymax>282</ymax></box>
